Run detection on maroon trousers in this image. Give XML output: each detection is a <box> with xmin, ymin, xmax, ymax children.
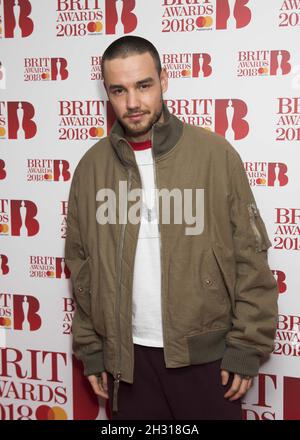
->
<box><xmin>107</xmin><ymin>343</ymin><xmax>242</xmax><ymax>420</ymax></box>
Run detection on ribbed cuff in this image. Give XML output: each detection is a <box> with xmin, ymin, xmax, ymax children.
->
<box><xmin>220</xmin><ymin>346</ymin><xmax>260</xmax><ymax>377</ymax></box>
<box><xmin>81</xmin><ymin>350</ymin><xmax>105</xmax><ymax>377</ymax></box>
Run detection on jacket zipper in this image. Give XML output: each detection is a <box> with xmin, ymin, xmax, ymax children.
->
<box><xmin>248</xmin><ymin>202</ymin><xmax>263</xmax><ymax>252</ymax></box>
<box><xmin>113</xmin><ymin>166</ymin><xmax>133</xmax><ymax>413</ymax></box>
<box><xmin>151</xmin><ymin>127</ymin><xmax>166</xmax><ymax>353</ymax></box>
<box><xmin>113</xmin><ymin>127</ymin><xmax>166</xmax><ymax>411</ymax></box>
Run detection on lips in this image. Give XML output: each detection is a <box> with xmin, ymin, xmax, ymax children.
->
<box><xmin>127</xmin><ymin>113</ymin><xmax>145</xmax><ymax>120</ymax></box>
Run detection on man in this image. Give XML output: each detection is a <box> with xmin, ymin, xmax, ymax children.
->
<box><xmin>65</xmin><ymin>35</ymin><xmax>278</xmax><ymax>420</ymax></box>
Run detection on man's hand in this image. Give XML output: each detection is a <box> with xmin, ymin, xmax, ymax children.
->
<box><xmin>221</xmin><ymin>369</ymin><xmax>253</xmax><ymax>401</ymax></box>
<box><xmin>88</xmin><ymin>371</ymin><xmax>109</xmax><ymax>399</ymax></box>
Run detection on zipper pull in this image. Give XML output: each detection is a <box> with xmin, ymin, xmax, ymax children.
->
<box><xmin>248</xmin><ymin>203</ymin><xmax>263</xmax><ymax>252</ymax></box>
<box><xmin>112</xmin><ymin>372</ymin><xmax>121</xmax><ymax>412</ymax></box>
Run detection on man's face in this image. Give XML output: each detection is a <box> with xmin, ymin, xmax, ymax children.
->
<box><xmin>103</xmin><ymin>52</ymin><xmax>168</xmax><ymax>141</ymax></box>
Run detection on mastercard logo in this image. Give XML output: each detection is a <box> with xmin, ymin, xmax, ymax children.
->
<box><xmin>0</xmin><ymin>317</ymin><xmax>11</xmax><ymax>327</ymax></box>
<box><xmin>0</xmin><ymin>224</ymin><xmax>9</xmax><ymax>233</ymax></box>
<box><xmin>196</xmin><ymin>16</ymin><xmax>213</xmax><ymax>28</ymax></box>
<box><xmin>181</xmin><ymin>69</ymin><xmax>191</xmax><ymax>77</ymax></box>
<box><xmin>36</xmin><ymin>405</ymin><xmax>68</xmax><ymax>420</ymax></box>
<box><xmin>44</xmin><ymin>173</ymin><xmax>53</xmax><ymax>180</ymax></box>
<box><xmin>46</xmin><ymin>271</ymin><xmax>55</xmax><ymax>277</ymax></box>
<box><xmin>87</xmin><ymin>21</ymin><xmax>103</xmax><ymax>33</ymax></box>
<box><xmin>0</xmin><ymin>127</ymin><xmax>6</xmax><ymax>137</ymax></box>
<box><xmin>258</xmin><ymin>67</ymin><xmax>268</xmax><ymax>75</ymax></box>
<box><xmin>41</xmin><ymin>72</ymin><xmax>50</xmax><ymax>80</ymax></box>
<box><xmin>89</xmin><ymin>127</ymin><xmax>104</xmax><ymax>138</ymax></box>
<box><xmin>256</xmin><ymin>177</ymin><xmax>267</xmax><ymax>185</ymax></box>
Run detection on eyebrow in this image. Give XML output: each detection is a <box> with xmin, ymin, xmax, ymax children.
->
<box><xmin>108</xmin><ymin>77</ymin><xmax>155</xmax><ymax>91</ymax></box>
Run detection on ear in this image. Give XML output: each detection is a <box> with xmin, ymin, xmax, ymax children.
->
<box><xmin>160</xmin><ymin>68</ymin><xmax>168</xmax><ymax>94</ymax></box>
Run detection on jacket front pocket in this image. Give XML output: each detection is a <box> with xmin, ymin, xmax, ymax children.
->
<box><xmin>73</xmin><ymin>256</ymin><xmax>91</xmax><ymax>316</ymax></box>
<box><xmin>200</xmin><ymin>247</ymin><xmax>230</xmax><ymax>305</ymax></box>
<box><xmin>247</xmin><ymin>202</ymin><xmax>272</xmax><ymax>252</ymax></box>
<box><xmin>199</xmin><ymin>247</ymin><xmax>230</xmax><ymax>328</ymax></box>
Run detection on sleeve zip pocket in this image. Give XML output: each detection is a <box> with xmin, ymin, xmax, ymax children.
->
<box><xmin>247</xmin><ymin>202</ymin><xmax>271</xmax><ymax>252</ymax></box>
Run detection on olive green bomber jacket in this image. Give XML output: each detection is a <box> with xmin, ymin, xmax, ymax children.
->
<box><xmin>65</xmin><ymin>103</ymin><xmax>279</xmax><ymax>413</ymax></box>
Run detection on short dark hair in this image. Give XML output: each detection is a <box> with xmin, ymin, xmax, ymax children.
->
<box><xmin>101</xmin><ymin>35</ymin><xmax>162</xmax><ymax>82</ymax></box>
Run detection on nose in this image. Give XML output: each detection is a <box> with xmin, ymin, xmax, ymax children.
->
<box><xmin>126</xmin><ymin>90</ymin><xmax>140</xmax><ymax>111</ymax></box>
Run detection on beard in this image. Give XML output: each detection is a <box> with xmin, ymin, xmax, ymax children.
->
<box><xmin>118</xmin><ymin>96</ymin><xmax>164</xmax><ymax>139</ymax></box>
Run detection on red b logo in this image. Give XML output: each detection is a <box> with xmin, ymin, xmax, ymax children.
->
<box><xmin>216</xmin><ymin>0</ymin><xmax>252</xmax><ymax>30</ymax></box>
<box><xmin>215</xmin><ymin>99</ymin><xmax>249</xmax><ymax>141</ymax></box>
<box><xmin>3</xmin><ymin>0</ymin><xmax>34</xmax><ymax>38</ymax></box>
<box><xmin>7</xmin><ymin>101</ymin><xmax>37</xmax><ymax>139</ymax></box>
<box><xmin>0</xmin><ymin>159</ymin><xmax>6</xmax><ymax>180</ymax></box>
<box><xmin>105</xmin><ymin>0</ymin><xmax>137</xmax><ymax>34</ymax></box>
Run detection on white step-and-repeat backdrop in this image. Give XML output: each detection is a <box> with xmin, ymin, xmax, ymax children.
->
<box><xmin>1</xmin><ymin>0</ymin><xmax>300</xmax><ymax>420</ymax></box>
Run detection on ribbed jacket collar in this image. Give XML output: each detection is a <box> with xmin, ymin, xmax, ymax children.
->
<box><xmin>109</xmin><ymin>101</ymin><xmax>183</xmax><ymax>168</ymax></box>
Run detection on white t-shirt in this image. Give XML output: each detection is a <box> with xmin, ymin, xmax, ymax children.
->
<box><xmin>129</xmin><ymin>141</ymin><xmax>164</xmax><ymax>347</ymax></box>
